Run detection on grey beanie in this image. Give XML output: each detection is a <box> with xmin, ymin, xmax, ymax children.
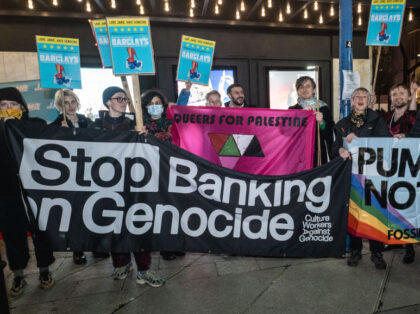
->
<box><xmin>102</xmin><ymin>86</ymin><xmax>126</xmax><ymax>107</ymax></box>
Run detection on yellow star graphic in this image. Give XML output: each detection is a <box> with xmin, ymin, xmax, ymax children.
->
<box><xmin>391</xmin><ymin>6</ymin><xmax>394</xmax><ymax>9</ymax></box>
<box><xmin>396</xmin><ymin>5</ymin><xmax>399</xmax><ymax>9</ymax></box>
<box><xmin>43</xmin><ymin>44</ymin><xmax>47</xmax><ymax>48</ymax></box>
<box><xmin>140</xmin><ymin>28</ymin><xmax>143</xmax><ymax>31</ymax></box>
<box><xmin>134</xmin><ymin>28</ymin><xmax>137</xmax><ymax>31</ymax></box>
<box><xmin>186</xmin><ymin>43</ymin><xmax>190</xmax><ymax>47</ymax></box>
<box><xmin>201</xmin><ymin>46</ymin><xmax>205</xmax><ymax>50</ymax></box>
<box><xmin>206</xmin><ymin>47</ymin><xmax>209</xmax><ymax>51</ymax></box>
<box><xmin>114</xmin><ymin>28</ymin><xmax>118</xmax><ymax>31</ymax></box>
<box><xmin>380</xmin><ymin>6</ymin><xmax>383</xmax><ymax>9</ymax></box>
<box><xmin>50</xmin><ymin>45</ymin><xmax>54</xmax><ymax>49</ymax></box>
<box><xmin>191</xmin><ymin>45</ymin><xmax>195</xmax><ymax>48</ymax></box>
<box><xmin>127</xmin><ymin>28</ymin><xmax>131</xmax><ymax>31</ymax></box>
<box><xmin>57</xmin><ymin>46</ymin><xmax>61</xmax><ymax>49</ymax></box>
<box><xmin>70</xmin><ymin>47</ymin><xmax>74</xmax><ymax>50</ymax></box>
<box><xmin>376</xmin><ymin>5</ymin><xmax>379</xmax><ymax>9</ymax></box>
<box><xmin>385</xmin><ymin>6</ymin><xmax>388</xmax><ymax>9</ymax></box>
<box><xmin>64</xmin><ymin>46</ymin><xmax>68</xmax><ymax>50</ymax></box>
<box><xmin>120</xmin><ymin>28</ymin><xmax>124</xmax><ymax>31</ymax></box>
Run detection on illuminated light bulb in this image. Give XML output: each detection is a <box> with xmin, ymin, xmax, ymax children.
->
<box><xmin>190</xmin><ymin>8</ymin><xmax>194</xmax><ymax>17</ymax></box>
<box><xmin>28</xmin><ymin>0</ymin><xmax>34</xmax><ymax>9</ymax></box>
<box><xmin>140</xmin><ymin>4</ymin><xmax>145</xmax><ymax>14</ymax></box>
<box><xmin>77</xmin><ymin>0</ymin><xmax>82</xmax><ymax>2</ymax></box>
<box><xmin>136</xmin><ymin>0</ymin><xmax>141</xmax><ymax>4</ymax></box>
<box><xmin>286</xmin><ymin>2</ymin><xmax>291</xmax><ymax>14</ymax></box>
<box><xmin>218</xmin><ymin>0</ymin><xmax>222</xmax><ymax>5</ymax></box>
<box><xmin>304</xmin><ymin>8</ymin><xmax>308</xmax><ymax>19</ymax></box>
<box><xmin>358</xmin><ymin>15</ymin><xmax>362</xmax><ymax>26</ymax></box>
<box><xmin>111</xmin><ymin>0</ymin><xmax>116</xmax><ymax>9</ymax></box>
<box><xmin>164</xmin><ymin>1</ymin><xmax>169</xmax><ymax>12</ymax></box>
<box><xmin>240</xmin><ymin>0</ymin><xmax>245</xmax><ymax>12</ymax></box>
<box><xmin>357</xmin><ymin>2</ymin><xmax>362</xmax><ymax>14</ymax></box>
<box><xmin>267</xmin><ymin>0</ymin><xmax>272</xmax><ymax>9</ymax></box>
<box><xmin>261</xmin><ymin>5</ymin><xmax>265</xmax><ymax>17</ymax></box>
<box><xmin>53</xmin><ymin>0</ymin><xmax>58</xmax><ymax>6</ymax></box>
<box><xmin>319</xmin><ymin>13</ymin><xmax>323</xmax><ymax>24</ymax></box>
<box><xmin>236</xmin><ymin>9</ymin><xmax>240</xmax><ymax>20</ymax></box>
<box><xmin>408</xmin><ymin>10</ymin><xmax>413</xmax><ymax>22</ymax></box>
<box><xmin>279</xmin><ymin>11</ymin><xmax>284</xmax><ymax>22</ymax></box>
<box><xmin>86</xmin><ymin>0</ymin><xmax>91</xmax><ymax>12</ymax></box>
<box><xmin>314</xmin><ymin>0</ymin><xmax>319</xmax><ymax>11</ymax></box>
<box><xmin>215</xmin><ymin>4</ymin><xmax>219</xmax><ymax>14</ymax></box>
<box><xmin>191</xmin><ymin>0</ymin><xmax>195</xmax><ymax>9</ymax></box>
<box><xmin>330</xmin><ymin>4</ymin><xmax>334</xmax><ymax>16</ymax></box>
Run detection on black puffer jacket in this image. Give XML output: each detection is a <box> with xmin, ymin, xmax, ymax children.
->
<box><xmin>332</xmin><ymin>108</ymin><xmax>391</xmax><ymax>158</ymax></box>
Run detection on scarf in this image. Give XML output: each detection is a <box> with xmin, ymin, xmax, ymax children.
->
<box><xmin>350</xmin><ymin>110</ymin><xmax>367</xmax><ymax>128</ymax></box>
<box><xmin>297</xmin><ymin>96</ymin><xmax>327</xmax><ymax>109</ymax></box>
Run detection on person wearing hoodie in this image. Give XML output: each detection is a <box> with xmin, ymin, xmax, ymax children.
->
<box><xmin>332</xmin><ymin>87</ymin><xmax>391</xmax><ymax>270</ymax></box>
<box><xmin>289</xmin><ymin>76</ymin><xmax>334</xmax><ymax>167</ymax></box>
<box><xmin>0</xmin><ymin>87</ymin><xmax>55</xmax><ymax>297</ymax></box>
<box><xmin>90</xmin><ymin>86</ymin><xmax>164</xmax><ymax>288</ymax></box>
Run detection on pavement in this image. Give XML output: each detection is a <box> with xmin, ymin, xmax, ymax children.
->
<box><xmin>1</xmin><ymin>240</ymin><xmax>420</xmax><ymax>314</ymax></box>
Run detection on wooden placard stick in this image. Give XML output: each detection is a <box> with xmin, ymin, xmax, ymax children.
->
<box><xmin>132</xmin><ymin>75</ymin><xmax>143</xmax><ymax>130</ymax></box>
<box><xmin>120</xmin><ymin>75</ymin><xmax>135</xmax><ymax>113</ymax></box>
<box><xmin>61</xmin><ymin>89</ymin><xmax>67</xmax><ymax>126</ymax></box>
<box><xmin>372</xmin><ymin>46</ymin><xmax>382</xmax><ymax>95</ymax></box>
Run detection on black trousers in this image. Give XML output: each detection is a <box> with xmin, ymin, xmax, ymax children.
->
<box><xmin>0</xmin><ymin>196</ymin><xmax>55</xmax><ymax>271</ymax></box>
<box><xmin>349</xmin><ymin>233</ymin><xmax>383</xmax><ymax>253</ymax></box>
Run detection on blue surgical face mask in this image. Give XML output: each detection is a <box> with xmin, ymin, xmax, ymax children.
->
<box><xmin>147</xmin><ymin>104</ymin><xmax>164</xmax><ymax>118</ymax></box>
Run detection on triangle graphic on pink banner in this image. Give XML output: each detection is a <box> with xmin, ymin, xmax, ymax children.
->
<box><xmin>218</xmin><ymin>156</ymin><xmax>240</xmax><ymax>169</ymax></box>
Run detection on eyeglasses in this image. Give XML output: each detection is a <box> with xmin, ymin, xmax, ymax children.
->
<box><xmin>110</xmin><ymin>97</ymin><xmax>130</xmax><ymax>104</ymax></box>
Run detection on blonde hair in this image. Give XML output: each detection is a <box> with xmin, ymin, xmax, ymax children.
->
<box><xmin>54</xmin><ymin>89</ymin><xmax>80</xmax><ymax>113</ymax></box>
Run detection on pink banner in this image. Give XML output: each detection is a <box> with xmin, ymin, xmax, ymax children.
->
<box><xmin>168</xmin><ymin>106</ymin><xmax>316</xmax><ymax>175</ymax></box>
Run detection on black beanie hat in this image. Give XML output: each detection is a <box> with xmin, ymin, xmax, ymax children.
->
<box><xmin>102</xmin><ymin>86</ymin><xmax>127</xmax><ymax>108</ymax></box>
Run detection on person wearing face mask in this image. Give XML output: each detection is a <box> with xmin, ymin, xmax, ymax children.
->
<box><xmin>51</xmin><ymin>89</ymin><xmax>92</xmax><ymax>129</ymax></box>
<box><xmin>0</xmin><ymin>87</ymin><xmax>55</xmax><ymax>297</ymax></box>
<box><xmin>141</xmin><ymin>90</ymin><xmax>185</xmax><ymax>261</ymax></box>
<box><xmin>332</xmin><ymin>87</ymin><xmax>391</xmax><ymax>270</ymax></box>
<box><xmin>90</xmin><ymin>86</ymin><xmax>164</xmax><ymax>287</ymax></box>
<box><xmin>289</xmin><ymin>76</ymin><xmax>334</xmax><ymax>167</ymax></box>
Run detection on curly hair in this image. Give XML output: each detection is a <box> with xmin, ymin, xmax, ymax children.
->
<box><xmin>141</xmin><ymin>89</ymin><xmax>168</xmax><ymax>121</ymax></box>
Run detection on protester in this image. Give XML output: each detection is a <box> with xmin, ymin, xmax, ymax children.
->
<box><xmin>51</xmin><ymin>89</ymin><xmax>93</xmax><ymax>264</ymax></box>
<box><xmin>0</xmin><ymin>87</ymin><xmax>55</xmax><ymax>296</ymax></box>
<box><xmin>52</xmin><ymin>89</ymin><xmax>92</xmax><ymax>129</ymax></box>
<box><xmin>224</xmin><ymin>83</ymin><xmax>252</xmax><ymax>107</ymax></box>
<box><xmin>176</xmin><ymin>80</ymin><xmax>192</xmax><ymax>106</ymax></box>
<box><xmin>381</xmin><ymin>82</ymin><xmax>418</xmax><ymax>264</ymax></box>
<box><xmin>141</xmin><ymin>89</ymin><xmax>186</xmax><ymax>261</ymax></box>
<box><xmin>90</xmin><ymin>86</ymin><xmax>164</xmax><ymax>287</ymax></box>
<box><xmin>382</xmin><ymin>82</ymin><xmax>418</xmax><ymax>139</ymax></box>
<box><xmin>289</xmin><ymin>76</ymin><xmax>334</xmax><ymax>167</ymax></box>
<box><xmin>332</xmin><ymin>87</ymin><xmax>391</xmax><ymax>270</ymax></box>
<box><xmin>205</xmin><ymin>90</ymin><xmax>222</xmax><ymax>107</ymax></box>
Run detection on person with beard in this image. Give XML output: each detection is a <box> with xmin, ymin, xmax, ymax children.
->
<box><xmin>382</xmin><ymin>82</ymin><xmax>418</xmax><ymax>264</ymax></box>
<box><xmin>0</xmin><ymin>87</ymin><xmax>55</xmax><ymax>297</ymax></box>
<box><xmin>224</xmin><ymin>84</ymin><xmax>253</xmax><ymax>108</ymax></box>
<box><xmin>332</xmin><ymin>87</ymin><xmax>391</xmax><ymax>270</ymax></box>
<box><xmin>90</xmin><ymin>86</ymin><xmax>164</xmax><ymax>287</ymax></box>
<box><xmin>289</xmin><ymin>76</ymin><xmax>334</xmax><ymax>167</ymax></box>
<box><xmin>382</xmin><ymin>83</ymin><xmax>418</xmax><ymax>139</ymax></box>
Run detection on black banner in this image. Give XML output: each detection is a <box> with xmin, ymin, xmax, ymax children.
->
<box><xmin>4</xmin><ymin>120</ymin><xmax>351</xmax><ymax>257</ymax></box>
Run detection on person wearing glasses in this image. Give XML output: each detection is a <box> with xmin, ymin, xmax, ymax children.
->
<box><xmin>90</xmin><ymin>86</ymin><xmax>164</xmax><ymax>288</ymax></box>
<box><xmin>332</xmin><ymin>87</ymin><xmax>391</xmax><ymax>270</ymax></box>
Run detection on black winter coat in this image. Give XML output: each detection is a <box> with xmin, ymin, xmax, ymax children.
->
<box><xmin>51</xmin><ymin>113</ymin><xmax>92</xmax><ymax>129</ymax></box>
<box><xmin>332</xmin><ymin>108</ymin><xmax>391</xmax><ymax>158</ymax></box>
<box><xmin>289</xmin><ymin>104</ymin><xmax>334</xmax><ymax>167</ymax></box>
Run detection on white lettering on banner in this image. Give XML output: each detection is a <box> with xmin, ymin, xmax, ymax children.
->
<box><xmin>299</xmin><ymin>215</ymin><xmax>333</xmax><ymax>242</ymax></box>
<box><xmin>39</xmin><ymin>54</ymin><xmax>79</xmax><ymax>64</ymax></box>
<box><xmin>32</xmin><ymin>194</ymin><xmax>296</xmax><ymax>241</ymax></box>
<box><xmin>20</xmin><ymin>139</ymin><xmax>160</xmax><ymax>192</ymax></box>
<box><xmin>111</xmin><ymin>37</ymin><xmax>149</xmax><ymax>47</ymax></box>
<box><xmin>98</xmin><ymin>36</ymin><xmax>109</xmax><ymax>45</ymax></box>
<box><xmin>181</xmin><ymin>51</ymin><xmax>211</xmax><ymax>63</ymax></box>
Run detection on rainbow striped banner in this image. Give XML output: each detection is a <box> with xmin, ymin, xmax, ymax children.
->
<box><xmin>346</xmin><ymin>138</ymin><xmax>420</xmax><ymax>244</ymax></box>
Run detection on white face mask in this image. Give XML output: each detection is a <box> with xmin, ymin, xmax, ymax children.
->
<box><xmin>147</xmin><ymin>104</ymin><xmax>164</xmax><ymax>118</ymax></box>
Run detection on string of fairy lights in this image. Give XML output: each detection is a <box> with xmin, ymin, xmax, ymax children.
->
<box><xmin>25</xmin><ymin>0</ymin><xmax>415</xmax><ymax>24</ymax></box>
